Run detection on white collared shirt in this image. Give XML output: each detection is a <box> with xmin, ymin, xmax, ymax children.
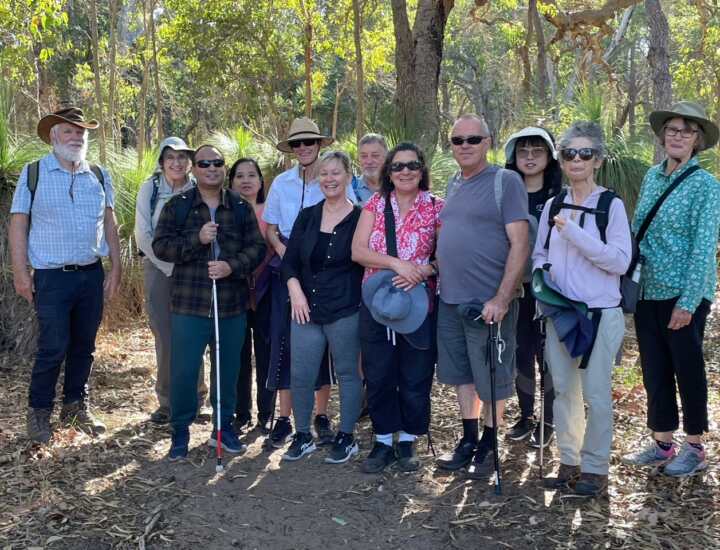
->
<box><xmin>263</xmin><ymin>165</ymin><xmax>357</xmax><ymax>238</ymax></box>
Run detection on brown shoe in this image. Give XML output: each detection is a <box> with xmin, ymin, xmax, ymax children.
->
<box><xmin>574</xmin><ymin>472</ymin><xmax>608</xmax><ymax>497</ymax></box>
<box><xmin>60</xmin><ymin>400</ymin><xmax>106</xmax><ymax>435</ymax></box>
<box><xmin>544</xmin><ymin>463</ymin><xmax>580</xmax><ymax>490</ymax></box>
<box><xmin>27</xmin><ymin>407</ymin><xmax>52</xmax><ymax>444</ymax></box>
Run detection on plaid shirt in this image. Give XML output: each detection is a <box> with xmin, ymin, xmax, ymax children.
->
<box><xmin>152</xmin><ymin>188</ymin><xmax>266</xmax><ymax>318</ymax></box>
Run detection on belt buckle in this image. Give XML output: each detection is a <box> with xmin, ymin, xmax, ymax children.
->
<box><xmin>62</xmin><ymin>265</ymin><xmax>78</xmax><ymax>272</ymax></box>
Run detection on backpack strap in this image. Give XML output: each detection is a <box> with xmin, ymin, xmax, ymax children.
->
<box><xmin>544</xmin><ymin>189</ymin><xmax>617</xmax><ymax>248</ymax></box>
<box><xmin>149</xmin><ymin>173</ymin><xmax>161</xmax><ymax>221</ymax></box>
<box><xmin>544</xmin><ymin>189</ymin><xmax>567</xmax><ymax>249</ymax></box>
<box><xmin>593</xmin><ymin>190</ymin><xmax>617</xmax><ymax>244</ymax></box>
<box><xmin>89</xmin><ymin>164</ymin><xmax>105</xmax><ymax>189</ymax></box>
<box><xmin>174</xmin><ymin>187</ymin><xmax>196</xmax><ymax>231</ymax></box>
<box><xmin>493</xmin><ymin>168</ymin><xmax>505</xmax><ymax>216</ymax></box>
<box><xmin>383</xmin><ymin>194</ymin><xmax>398</xmax><ymax>258</ymax></box>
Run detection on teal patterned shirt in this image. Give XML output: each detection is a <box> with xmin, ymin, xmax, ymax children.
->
<box><xmin>632</xmin><ymin>157</ymin><xmax>720</xmax><ymax>312</ymax></box>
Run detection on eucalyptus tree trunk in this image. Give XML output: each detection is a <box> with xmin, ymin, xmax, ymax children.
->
<box><xmin>352</xmin><ymin>0</ymin><xmax>365</xmax><ymax>147</ymax></box>
<box><xmin>391</xmin><ymin>0</ymin><xmax>454</xmax><ymax>156</ymax></box>
<box><xmin>89</xmin><ymin>0</ymin><xmax>107</xmax><ymax>163</ymax></box>
<box><xmin>148</xmin><ymin>0</ymin><xmax>163</xmax><ymax>142</ymax></box>
<box><xmin>108</xmin><ymin>0</ymin><xmax>121</xmax><ymax>149</ymax></box>
<box><xmin>645</xmin><ymin>0</ymin><xmax>672</xmax><ymax>162</ymax></box>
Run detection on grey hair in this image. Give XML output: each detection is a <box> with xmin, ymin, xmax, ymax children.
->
<box><xmin>558</xmin><ymin>121</ymin><xmax>606</xmax><ymax>160</ymax></box>
<box><xmin>659</xmin><ymin>118</ymin><xmax>706</xmax><ymax>156</ymax></box>
<box><xmin>359</xmin><ymin>133</ymin><xmax>388</xmax><ymax>150</ymax></box>
<box><xmin>319</xmin><ymin>150</ymin><xmax>352</xmax><ymax>174</ymax></box>
<box><xmin>454</xmin><ymin>113</ymin><xmax>491</xmax><ymax>136</ymax></box>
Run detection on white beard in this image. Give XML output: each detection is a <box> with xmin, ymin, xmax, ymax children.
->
<box><xmin>53</xmin><ymin>140</ymin><xmax>88</xmax><ymax>163</ymax></box>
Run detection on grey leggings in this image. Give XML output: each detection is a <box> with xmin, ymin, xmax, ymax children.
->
<box><xmin>290</xmin><ymin>312</ymin><xmax>362</xmax><ymax>434</ymax></box>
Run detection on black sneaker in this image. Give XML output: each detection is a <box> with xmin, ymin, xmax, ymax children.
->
<box><xmin>264</xmin><ymin>417</ymin><xmax>292</xmax><ymax>449</ymax></box>
<box><xmin>467</xmin><ymin>444</ymin><xmax>496</xmax><ymax>479</ymax></box>
<box><xmin>529</xmin><ymin>423</ymin><xmax>555</xmax><ymax>449</ymax></box>
<box><xmin>325</xmin><ymin>431</ymin><xmax>359</xmax><ymax>464</ymax></box>
<box><xmin>150</xmin><ymin>407</ymin><xmax>170</xmax><ymax>424</ymax></box>
<box><xmin>396</xmin><ymin>441</ymin><xmax>420</xmax><ymax>472</ymax></box>
<box><xmin>282</xmin><ymin>432</ymin><xmax>316</xmax><ymax>461</ymax></box>
<box><xmin>361</xmin><ymin>442</ymin><xmax>396</xmax><ymax>474</ymax></box>
<box><xmin>313</xmin><ymin>414</ymin><xmax>335</xmax><ymax>446</ymax></box>
<box><xmin>436</xmin><ymin>438</ymin><xmax>477</xmax><ymax>471</ymax></box>
<box><xmin>507</xmin><ymin>417</ymin><xmax>533</xmax><ymax>441</ymax></box>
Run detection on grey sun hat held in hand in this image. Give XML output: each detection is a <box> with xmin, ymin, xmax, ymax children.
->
<box><xmin>362</xmin><ymin>270</ymin><xmax>429</xmax><ymax>334</ymax></box>
<box><xmin>276</xmin><ymin>117</ymin><xmax>334</xmax><ymax>153</ymax></box>
<box><xmin>649</xmin><ymin>101</ymin><xmax>719</xmax><ymax>150</ymax></box>
<box><xmin>503</xmin><ymin>127</ymin><xmax>557</xmax><ymax>163</ymax></box>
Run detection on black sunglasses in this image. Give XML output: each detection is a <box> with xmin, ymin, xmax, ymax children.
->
<box><xmin>560</xmin><ymin>148</ymin><xmax>596</xmax><ymax>161</ymax></box>
<box><xmin>289</xmin><ymin>138</ymin><xmax>320</xmax><ymax>149</ymax></box>
<box><xmin>389</xmin><ymin>160</ymin><xmax>423</xmax><ymax>172</ymax></box>
<box><xmin>195</xmin><ymin>159</ymin><xmax>225</xmax><ymax>168</ymax></box>
<box><xmin>450</xmin><ymin>135</ymin><xmax>487</xmax><ymax>146</ymax></box>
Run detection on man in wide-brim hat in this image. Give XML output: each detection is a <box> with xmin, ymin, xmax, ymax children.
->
<box><xmin>261</xmin><ymin>117</ymin><xmax>356</xmax><ymax>449</ymax></box>
<box><xmin>622</xmin><ymin>100</ymin><xmax>720</xmax><ymax>478</ymax></box>
<box><xmin>9</xmin><ymin>106</ymin><xmax>121</xmax><ymax>444</ymax></box>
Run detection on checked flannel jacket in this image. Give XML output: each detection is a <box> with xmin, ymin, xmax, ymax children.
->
<box><xmin>152</xmin><ymin>187</ymin><xmax>266</xmax><ymax>318</ymax></box>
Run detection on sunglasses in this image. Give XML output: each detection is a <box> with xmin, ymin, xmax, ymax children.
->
<box><xmin>450</xmin><ymin>135</ymin><xmax>487</xmax><ymax>146</ymax></box>
<box><xmin>389</xmin><ymin>160</ymin><xmax>423</xmax><ymax>172</ymax></box>
<box><xmin>289</xmin><ymin>139</ymin><xmax>319</xmax><ymax>149</ymax></box>
<box><xmin>195</xmin><ymin>159</ymin><xmax>225</xmax><ymax>168</ymax></box>
<box><xmin>560</xmin><ymin>148</ymin><xmax>596</xmax><ymax>161</ymax></box>
<box><xmin>516</xmin><ymin>147</ymin><xmax>547</xmax><ymax>160</ymax></box>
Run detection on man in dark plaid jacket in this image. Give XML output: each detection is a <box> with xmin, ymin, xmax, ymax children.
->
<box><xmin>153</xmin><ymin>144</ymin><xmax>266</xmax><ymax>460</ymax></box>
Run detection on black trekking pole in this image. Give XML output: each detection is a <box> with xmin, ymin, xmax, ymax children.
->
<box><xmin>487</xmin><ymin>321</ymin><xmax>502</xmax><ymax>495</ymax></box>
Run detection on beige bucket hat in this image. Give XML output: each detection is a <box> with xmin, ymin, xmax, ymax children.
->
<box><xmin>276</xmin><ymin>117</ymin><xmax>334</xmax><ymax>153</ymax></box>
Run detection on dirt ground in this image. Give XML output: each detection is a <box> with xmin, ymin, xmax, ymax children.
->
<box><xmin>1</xmin><ymin>307</ymin><xmax>719</xmax><ymax>550</ymax></box>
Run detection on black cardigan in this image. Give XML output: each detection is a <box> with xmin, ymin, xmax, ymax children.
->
<box><xmin>281</xmin><ymin>200</ymin><xmax>363</xmax><ymax>324</ymax></box>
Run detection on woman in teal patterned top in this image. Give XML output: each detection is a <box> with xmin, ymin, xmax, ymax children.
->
<box><xmin>622</xmin><ymin>101</ymin><xmax>720</xmax><ymax>477</ymax></box>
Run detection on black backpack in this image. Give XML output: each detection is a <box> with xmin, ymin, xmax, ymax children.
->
<box><xmin>543</xmin><ymin>188</ymin><xmax>616</xmax><ymax>249</ymax></box>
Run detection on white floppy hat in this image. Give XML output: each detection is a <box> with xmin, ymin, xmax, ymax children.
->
<box><xmin>503</xmin><ymin>127</ymin><xmax>557</xmax><ymax>163</ymax></box>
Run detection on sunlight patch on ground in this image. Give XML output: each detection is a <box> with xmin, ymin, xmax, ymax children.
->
<box><xmin>83</xmin><ymin>460</ymin><xmax>140</xmax><ymax>495</ymax></box>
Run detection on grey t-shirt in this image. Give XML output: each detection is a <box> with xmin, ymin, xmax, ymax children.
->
<box><xmin>437</xmin><ymin>165</ymin><xmax>529</xmax><ymax>304</ymax></box>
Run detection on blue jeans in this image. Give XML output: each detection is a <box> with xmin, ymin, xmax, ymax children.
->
<box><xmin>30</xmin><ymin>263</ymin><xmax>104</xmax><ymax>409</ymax></box>
<box><xmin>170</xmin><ymin>313</ymin><xmax>246</xmax><ymax>433</ymax></box>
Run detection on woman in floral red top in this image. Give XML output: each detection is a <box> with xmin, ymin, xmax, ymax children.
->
<box><xmin>352</xmin><ymin>142</ymin><xmax>444</xmax><ymax>474</ymax></box>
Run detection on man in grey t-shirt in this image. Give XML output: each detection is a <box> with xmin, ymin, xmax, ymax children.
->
<box><xmin>435</xmin><ymin>114</ymin><xmax>529</xmax><ymax>479</ymax></box>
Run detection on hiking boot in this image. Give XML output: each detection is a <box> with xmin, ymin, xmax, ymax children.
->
<box><xmin>313</xmin><ymin>414</ymin><xmax>335</xmax><ymax>446</ymax></box>
<box><xmin>436</xmin><ymin>438</ymin><xmax>476</xmax><ymax>471</ymax></box>
<box><xmin>574</xmin><ymin>473</ymin><xmax>608</xmax><ymax>497</ymax></box>
<box><xmin>663</xmin><ymin>442</ymin><xmax>707</xmax><ymax>477</ymax></box>
<box><xmin>467</xmin><ymin>444</ymin><xmax>496</xmax><ymax>479</ymax></box>
<box><xmin>207</xmin><ymin>428</ymin><xmax>246</xmax><ymax>454</ymax></box>
<box><xmin>150</xmin><ymin>407</ymin><xmax>170</xmax><ymax>424</ymax></box>
<box><xmin>396</xmin><ymin>441</ymin><xmax>420</xmax><ymax>472</ymax></box>
<box><xmin>361</xmin><ymin>442</ymin><xmax>396</xmax><ymax>474</ymax></box>
<box><xmin>529</xmin><ymin>423</ymin><xmax>555</xmax><ymax>449</ymax></box>
<box><xmin>60</xmin><ymin>400</ymin><xmax>106</xmax><ymax>435</ymax></box>
<box><xmin>507</xmin><ymin>417</ymin><xmax>534</xmax><ymax>441</ymax></box>
<box><xmin>325</xmin><ymin>431</ymin><xmax>359</xmax><ymax>464</ymax></box>
<box><xmin>621</xmin><ymin>438</ymin><xmax>677</xmax><ymax>467</ymax></box>
<box><xmin>27</xmin><ymin>407</ymin><xmax>52</xmax><ymax>444</ymax></box>
<box><xmin>264</xmin><ymin>417</ymin><xmax>292</xmax><ymax>449</ymax></box>
<box><xmin>168</xmin><ymin>427</ymin><xmax>190</xmax><ymax>461</ymax></box>
<box><xmin>232</xmin><ymin>417</ymin><xmax>253</xmax><ymax>435</ymax></box>
<box><xmin>544</xmin><ymin>463</ymin><xmax>581</xmax><ymax>490</ymax></box>
<box><xmin>282</xmin><ymin>432</ymin><xmax>316</xmax><ymax>461</ymax></box>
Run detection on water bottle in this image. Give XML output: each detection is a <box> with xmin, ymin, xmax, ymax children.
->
<box><xmin>631</xmin><ymin>255</ymin><xmax>645</xmax><ymax>283</ymax></box>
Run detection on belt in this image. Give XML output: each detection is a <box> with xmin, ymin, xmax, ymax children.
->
<box><xmin>56</xmin><ymin>260</ymin><xmax>101</xmax><ymax>272</ymax></box>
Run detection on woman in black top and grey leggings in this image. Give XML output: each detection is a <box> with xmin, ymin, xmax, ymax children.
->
<box><xmin>280</xmin><ymin>150</ymin><xmax>364</xmax><ymax>464</ymax></box>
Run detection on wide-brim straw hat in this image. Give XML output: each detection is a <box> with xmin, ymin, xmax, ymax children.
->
<box><xmin>37</xmin><ymin>107</ymin><xmax>99</xmax><ymax>145</ymax></box>
<box><xmin>276</xmin><ymin>117</ymin><xmax>334</xmax><ymax>153</ymax></box>
<box><xmin>503</xmin><ymin>126</ymin><xmax>558</xmax><ymax>163</ymax></box>
<box><xmin>361</xmin><ymin>270</ymin><xmax>429</xmax><ymax>335</ymax></box>
<box><xmin>649</xmin><ymin>101</ymin><xmax>719</xmax><ymax>150</ymax></box>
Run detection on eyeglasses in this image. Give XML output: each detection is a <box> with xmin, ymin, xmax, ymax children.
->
<box><xmin>195</xmin><ymin>159</ymin><xmax>225</xmax><ymax>168</ymax></box>
<box><xmin>289</xmin><ymin>139</ymin><xmax>319</xmax><ymax>149</ymax></box>
<box><xmin>389</xmin><ymin>160</ymin><xmax>423</xmax><ymax>172</ymax></box>
<box><xmin>560</xmin><ymin>148</ymin><xmax>596</xmax><ymax>161</ymax></box>
<box><xmin>664</xmin><ymin>125</ymin><xmax>698</xmax><ymax>139</ymax></box>
<box><xmin>516</xmin><ymin>147</ymin><xmax>547</xmax><ymax>160</ymax></box>
<box><xmin>450</xmin><ymin>135</ymin><xmax>487</xmax><ymax>146</ymax></box>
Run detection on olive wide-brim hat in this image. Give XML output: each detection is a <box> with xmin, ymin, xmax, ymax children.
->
<box><xmin>37</xmin><ymin>107</ymin><xmax>99</xmax><ymax>144</ymax></box>
<box><xmin>276</xmin><ymin>117</ymin><xmax>334</xmax><ymax>153</ymax></box>
<box><xmin>649</xmin><ymin>101</ymin><xmax>719</xmax><ymax>150</ymax></box>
